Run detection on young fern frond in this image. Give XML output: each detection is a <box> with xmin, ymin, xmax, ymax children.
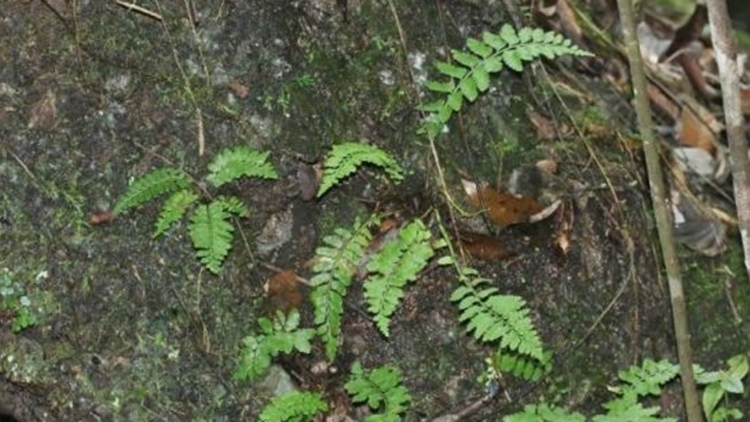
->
<box><xmin>364</xmin><ymin>219</ymin><xmax>440</xmax><ymax>337</ymax></box>
<box><xmin>420</xmin><ymin>24</ymin><xmax>592</xmax><ymax>140</ymax></box>
<box><xmin>206</xmin><ymin>146</ymin><xmax>278</xmax><ymax>187</ymax></box>
<box><xmin>188</xmin><ymin>197</ymin><xmax>248</xmax><ymax>274</ymax></box>
<box><xmin>450</xmin><ymin>268</ymin><xmax>543</xmax><ymax>360</ymax></box>
<box><xmin>309</xmin><ymin>217</ymin><xmax>374</xmax><ymax>361</ymax></box>
<box><xmin>113</xmin><ymin>168</ymin><xmax>191</xmax><ymax>215</ymax></box>
<box><xmin>317</xmin><ymin>142</ymin><xmax>404</xmax><ymax>197</ymax></box>
<box><xmin>493</xmin><ymin>349</ymin><xmax>552</xmax><ymax>382</ymax></box>
<box><xmin>153</xmin><ymin>189</ymin><xmax>199</xmax><ymax>238</ymax></box>
<box><xmin>345</xmin><ymin>362</ymin><xmax>411</xmax><ymax>422</ymax></box>
<box><xmin>258</xmin><ymin>391</ymin><xmax>328</xmax><ymax>422</ymax></box>
<box><xmin>234</xmin><ymin>310</ymin><xmax>315</xmax><ymax>382</ymax></box>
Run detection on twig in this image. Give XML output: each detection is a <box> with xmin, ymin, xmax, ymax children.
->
<box><xmin>706</xmin><ymin>0</ymin><xmax>750</xmax><ymax>285</ymax></box>
<box><xmin>116</xmin><ymin>0</ymin><xmax>163</xmax><ymax>21</ymax></box>
<box><xmin>615</xmin><ymin>0</ymin><xmax>703</xmax><ymax>420</ymax></box>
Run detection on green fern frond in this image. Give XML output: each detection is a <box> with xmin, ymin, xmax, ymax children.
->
<box><xmin>188</xmin><ymin>197</ymin><xmax>248</xmax><ymax>274</ymax></box>
<box><xmin>493</xmin><ymin>349</ymin><xmax>552</xmax><ymax>381</ymax></box>
<box><xmin>593</xmin><ymin>403</ymin><xmax>673</xmax><ymax>422</ymax></box>
<box><xmin>364</xmin><ymin>219</ymin><xmax>436</xmax><ymax>337</ymax></box>
<box><xmin>317</xmin><ymin>142</ymin><xmax>404</xmax><ymax>197</ymax></box>
<box><xmin>113</xmin><ymin>168</ymin><xmax>191</xmax><ymax>215</ymax></box>
<box><xmin>259</xmin><ymin>391</ymin><xmax>328</xmax><ymax>422</ymax></box>
<box><xmin>234</xmin><ymin>310</ymin><xmax>315</xmax><ymax>382</ymax></box>
<box><xmin>504</xmin><ymin>404</ymin><xmax>586</xmax><ymax>422</ymax></box>
<box><xmin>450</xmin><ymin>271</ymin><xmax>543</xmax><ymax>360</ymax></box>
<box><xmin>420</xmin><ymin>24</ymin><xmax>592</xmax><ymax>140</ymax></box>
<box><xmin>345</xmin><ymin>362</ymin><xmax>411</xmax><ymax>422</ymax></box>
<box><xmin>153</xmin><ymin>189</ymin><xmax>198</xmax><ymax>238</ymax></box>
<box><xmin>309</xmin><ymin>217</ymin><xmax>374</xmax><ymax>361</ymax></box>
<box><xmin>206</xmin><ymin>146</ymin><xmax>278</xmax><ymax>187</ymax></box>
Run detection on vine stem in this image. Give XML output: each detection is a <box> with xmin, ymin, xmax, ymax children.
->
<box><xmin>615</xmin><ymin>0</ymin><xmax>702</xmax><ymax>420</ymax></box>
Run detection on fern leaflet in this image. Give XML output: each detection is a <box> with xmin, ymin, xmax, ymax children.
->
<box><xmin>364</xmin><ymin>219</ymin><xmax>438</xmax><ymax>337</ymax></box>
<box><xmin>309</xmin><ymin>217</ymin><xmax>374</xmax><ymax>361</ymax></box>
<box><xmin>153</xmin><ymin>189</ymin><xmax>198</xmax><ymax>238</ymax></box>
<box><xmin>234</xmin><ymin>310</ymin><xmax>315</xmax><ymax>382</ymax></box>
<box><xmin>420</xmin><ymin>24</ymin><xmax>592</xmax><ymax>140</ymax></box>
<box><xmin>206</xmin><ymin>146</ymin><xmax>278</xmax><ymax>187</ymax></box>
<box><xmin>345</xmin><ymin>362</ymin><xmax>411</xmax><ymax>422</ymax></box>
<box><xmin>188</xmin><ymin>197</ymin><xmax>248</xmax><ymax>274</ymax></box>
<box><xmin>259</xmin><ymin>391</ymin><xmax>328</xmax><ymax>422</ymax></box>
<box><xmin>504</xmin><ymin>404</ymin><xmax>586</xmax><ymax>422</ymax></box>
<box><xmin>317</xmin><ymin>142</ymin><xmax>404</xmax><ymax>197</ymax></box>
<box><xmin>450</xmin><ymin>269</ymin><xmax>543</xmax><ymax>360</ymax></box>
<box><xmin>113</xmin><ymin>168</ymin><xmax>191</xmax><ymax>215</ymax></box>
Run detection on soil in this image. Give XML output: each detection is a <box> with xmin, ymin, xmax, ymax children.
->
<box><xmin>1</xmin><ymin>1</ymin><xmax>748</xmax><ymax>421</ymax></box>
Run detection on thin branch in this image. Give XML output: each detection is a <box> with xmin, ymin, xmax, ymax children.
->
<box><xmin>615</xmin><ymin>0</ymin><xmax>703</xmax><ymax>420</ymax></box>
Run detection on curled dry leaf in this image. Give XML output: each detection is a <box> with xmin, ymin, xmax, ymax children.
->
<box><xmin>264</xmin><ymin>270</ymin><xmax>304</xmax><ymax>314</ymax></box>
<box><xmin>462</xmin><ymin>179</ymin><xmax>545</xmax><ymax>228</ymax></box>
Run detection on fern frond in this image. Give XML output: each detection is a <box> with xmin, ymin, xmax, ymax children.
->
<box><xmin>504</xmin><ymin>404</ymin><xmax>586</xmax><ymax>422</ymax></box>
<box><xmin>450</xmin><ymin>273</ymin><xmax>543</xmax><ymax>360</ymax></box>
<box><xmin>234</xmin><ymin>310</ymin><xmax>315</xmax><ymax>382</ymax></box>
<box><xmin>364</xmin><ymin>219</ymin><xmax>436</xmax><ymax>337</ymax></box>
<box><xmin>493</xmin><ymin>349</ymin><xmax>552</xmax><ymax>381</ymax></box>
<box><xmin>188</xmin><ymin>197</ymin><xmax>247</xmax><ymax>274</ymax></box>
<box><xmin>309</xmin><ymin>217</ymin><xmax>374</xmax><ymax>361</ymax></box>
<box><xmin>113</xmin><ymin>168</ymin><xmax>191</xmax><ymax>215</ymax></box>
<box><xmin>317</xmin><ymin>142</ymin><xmax>404</xmax><ymax>197</ymax></box>
<box><xmin>206</xmin><ymin>146</ymin><xmax>278</xmax><ymax>187</ymax></box>
<box><xmin>259</xmin><ymin>391</ymin><xmax>328</xmax><ymax>422</ymax></box>
<box><xmin>345</xmin><ymin>362</ymin><xmax>411</xmax><ymax>422</ymax></box>
<box><xmin>153</xmin><ymin>189</ymin><xmax>198</xmax><ymax>238</ymax></box>
<box><xmin>420</xmin><ymin>24</ymin><xmax>592</xmax><ymax>140</ymax></box>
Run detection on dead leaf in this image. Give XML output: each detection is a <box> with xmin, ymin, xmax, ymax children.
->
<box><xmin>228</xmin><ymin>80</ymin><xmax>250</xmax><ymax>98</ymax></box>
<box><xmin>264</xmin><ymin>270</ymin><xmax>304</xmax><ymax>314</ymax></box>
<box><xmin>89</xmin><ymin>210</ymin><xmax>115</xmax><ymax>225</ymax></box>
<box><xmin>462</xmin><ymin>179</ymin><xmax>545</xmax><ymax>228</ymax></box>
<box><xmin>458</xmin><ymin>232</ymin><xmax>512</xmax><ymax>261</ymax></box>
<box><xmin>676</xmin><ymin>99</ymin><xmax>721</xmax><ymax>154</ymax></box>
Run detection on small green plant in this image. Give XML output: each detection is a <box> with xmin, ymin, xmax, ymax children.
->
<box><xmin>419</xmin><ymin>24</ymin><xmax>592</xmax><ymax>140</ymax></box>
<box><xmin>114</xmin><ymin>146</ymin><xmax>277</xmax><ymax>274</ymax></box>
<box><xmin>233</xmin><ymin>309</ymin><xmax>315</xmax><ymax>382</ymax></box>
<box><xmin>317</xmin><ymin>142</ymin><xmax>404</xmax><ymax>197</ymax></box>
<box><xmin>0</xmin><ymin>268</ymin><xmax>40</xmax><ymax>333</ymax></box>
<box><xmin>344</xmin><ymin>362</ymin><xmax>412</xmax><ymax>422</ymax></box>
<box><xmin>258</xmin><ymin>391</ymin><xmax>328</xmax><ymax>422</ymax></box>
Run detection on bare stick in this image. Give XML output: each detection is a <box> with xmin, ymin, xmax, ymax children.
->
<box><xmin>615</xmin><ymin>0</ymin><xmax>703</xmax><ymax>420</ymax></box>
<box><xmin>706</xmin><ymin>0</ymin><xmax>750</xmax><ymax>283</ymax></box>
<box><xmin>116</xmin><ymin>0</ymin><xmax>163</xmax><ymax>21</ymax></box>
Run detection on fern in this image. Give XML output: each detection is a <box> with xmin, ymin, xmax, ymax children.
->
<box><xmin>317</xmin><ymin>142</ymin><xmax>404</xmax><ymax>197</ymax></box>
<box><xmin>153</xmin><ymin>189</ymin><xmax>198</xmax><ymax>238</ymax></box>
<box><xmin>234</xmin><ymin>310</ymin><xmax>315</xmax><ymax>382</ymax></box>
<box><xmin>420</xmin><ymin>24</ymin><xmax>592</xmax><ymax>140</ymax></box>
<box><xmin>309</xmin><ymin>217</ymin><xmax>374</xmax><ymax>360</ymax></box>
<box><xmin>258</xmin><ymin>391</ymin><xmax>328</xmax><ymax>422</ymax></box>
<box><xmin>493</xmin><ymin>349</ymin><xmax>552</xmax><ymax>382</ymax></box>
<box><xmin>504</xmin><ymin>404</ymin><xmax>586</xmax><ymax>422</ymax></box>
<box><xmin>450</xmin><ymin>267</ymin><xmax>543</xmax><ymax>360</ymax></box>
<box><xmin>188</xmin><ymin>196</ymin><xmax>248</xmax><ymax>274</ymax></box>
<box><xmin>206</xmin><ymin>146</ymin><xmax>277</xmax><ymax>187</ymax></box>
<box><xmin>364</xmin><ymin>219</ymin><xmax>441</xmax><ymax>337</ymax></box>
<box><xmin>345</xmin><ymin>362</ymin><xmax>411</xmax><ymax>422</ymax></box>
<box><xmin>113</xmin><ymin>168</ymin><xmax>191</xmax><ymax>215</ymax></box>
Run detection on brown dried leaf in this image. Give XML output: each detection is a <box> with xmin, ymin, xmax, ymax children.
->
<box><xmin>458</xmin><ymin>232</ymin><xmax>512</xmax><ymax>261</ymax></box>
<box><xmin>462</xmin><ymin>179</ymin><xmax>545</xmax><ymax>228</ymax></box>
<box><xmin>676</xmin><ymin>100</ymin><xmax>721</xmax><ymax>154</ymax></box>
<box><xmin>264</xmin><ymin>270</ymin><xmax>304</xmax><ymax>314</ymax></box>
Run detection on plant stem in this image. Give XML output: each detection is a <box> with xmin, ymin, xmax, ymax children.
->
<box><xmin>706</xmin><ymin>0</ymin><xmax>750</xmax><ymax>283</ymax></box>
<box><xmin>614</xmin><ymin>0</ymin><xmax>703</xmax><ymax>420</ymax></box>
